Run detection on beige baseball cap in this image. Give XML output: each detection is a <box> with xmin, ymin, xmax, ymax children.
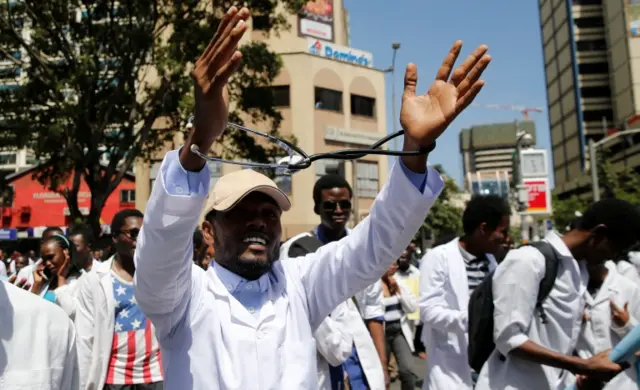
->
<box><xmin>204</xmin><ymin>169</ymin><xmax>291</xmax><ymax>213</ymax></box>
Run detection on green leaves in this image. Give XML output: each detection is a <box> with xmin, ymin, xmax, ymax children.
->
<box><xmin>0</xmin><ymin>0</ymin><xmax>302</xmax><ymax>234</ymax></box>
<box><xmin>423</xmin><ymin>165</ymin><xmax>464</xmax><ymax>239</ymax></box>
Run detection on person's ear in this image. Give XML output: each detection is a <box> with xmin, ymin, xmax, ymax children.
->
<box><xmin>202</xmin><ymin>220</ymin><xmax>213</xmax><ymax>235</ymax></box>
<box><xmin>314</xmin><ymin>203</ymin><xmax>320</xmax><ymax>215</ymax></box>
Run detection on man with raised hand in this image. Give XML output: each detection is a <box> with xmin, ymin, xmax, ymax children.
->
<box><xmin>134</xmin><ymin>6</ymin><xmax>491</xmax><ymax>389</ymax></box>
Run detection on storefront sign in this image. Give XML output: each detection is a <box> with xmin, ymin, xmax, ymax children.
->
<box><xmin>308</xmin><ymin>39</ymin><xmax>374</xmax><ymax>68</ymax></box>
<box><xmin>522</xmin><ymin>178</ymin><xmax>551</xmax><ymax>215</ymax></box>
<box><xmin>324</xmin><ymin>126</ymin><xmax>380</xmax><ymax>146</ymax></box>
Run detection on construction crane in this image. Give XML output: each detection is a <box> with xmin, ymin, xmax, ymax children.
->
<box><xmin>471</xmin><ymin>103</ymin><xmax>544</xmax><ymax>120</ymax></box>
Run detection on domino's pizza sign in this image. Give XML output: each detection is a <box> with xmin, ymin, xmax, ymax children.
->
<box><xmin>307</xmin><ymin>39</ymin><xmax>374</xmax><ymax>68</ymax></box>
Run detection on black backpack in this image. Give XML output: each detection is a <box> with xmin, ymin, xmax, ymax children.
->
<box><xmin>467</xmin><ymin>241</ymin><xmax>560</xmax><ymax>372</ymax></box>
<box><xmin>286</xmin><ymin>234</ymin><xmax>325</xmax><ymax>258</ymax></box>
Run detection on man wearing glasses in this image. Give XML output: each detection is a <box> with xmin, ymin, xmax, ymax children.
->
<box><xmin>281</xmin><ymin>174</ymin><xmax>389</xmax><ymax>389</ymax></box>
<box><xmin>74</xmin><ymin>209</ymin><xmax>165</xmax><ymax>390</ymax></box>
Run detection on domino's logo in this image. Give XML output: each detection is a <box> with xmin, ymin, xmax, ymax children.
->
<box><xmin>309</xmin><ymin>40</ymin><xmax>323</xmax><ymax>55</ymax></box>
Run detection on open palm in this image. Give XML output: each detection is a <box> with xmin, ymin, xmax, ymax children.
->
<box><xmin>400</xmin><ymin>41</ymin><xmax>491</xmax><ymax>149</ymax></box>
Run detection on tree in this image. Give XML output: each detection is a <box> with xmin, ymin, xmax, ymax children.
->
<box><xmin>0</xmin><ymin>0</ymin><xmax>303</xmax><ymax>234</ymax></box>
<box><xmin>598</xmin><ymin>156</ymin><xmax>640</xmax><ymax>205</ymax></box>
<box><xmin>551</xmin><ymin>194</ymin><xmax>587</xmax><ymax>232</ymax></box>
<box><xmin>421</xmin><ymin>164</ymin><xmax>464</xmax><ymax>240</ymax></box>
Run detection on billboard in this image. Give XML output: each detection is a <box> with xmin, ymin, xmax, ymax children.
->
<box><xmin>522</xmin><ymin>178</ymin><xmax>552</xmax><ymax>215</ymax></box>
<box><xmin>299</xmin><ymin>0</ymin><xmax>334</xmax><ymax>42</ymax></box>
<box><xmin>630</xmin><ymin>0</ymin><xmax>640</xmax><ymax>37</ymax></box>
<box><xmin>308</xmin><ymin>39</ymin><xmax>374</xmax><ymax>68</ymax></box>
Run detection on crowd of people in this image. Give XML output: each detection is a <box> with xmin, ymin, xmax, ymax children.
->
<box><xmin>2</xmin><ymin>6</ymin><xmax>640</xmax><ymax>390</ymax></box>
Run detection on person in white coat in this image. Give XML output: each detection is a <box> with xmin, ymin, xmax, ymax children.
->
<box><xmin>563</xmin><ymin>260</ymin><xmax>640</xmax><ymax>389</ymax></box>
<box><xmin>281</xmin><ymin>173</ymin><xmax>389</xmax><ymax>390</ymax></box>
<box><xmin>0</xmin><ymin>279</ymin><xmax>79</xmax><ymax>389</ymax></box>
<box><xmin>133</xmin><ymin>6</ymin><xmax>492</xmax><ymax>389</ymax></box>
<box><xmin>381</xmin><ymin>263</ymin><xmax>419</xmax><ymax>390</ymax></box>
<box><xmin>419</xmin><ymin>195</ymin><xmax>510</xmax><ymax>390</ymax></box>
<box><xmin>474</xmin><ymin>199</ymin><xmax>640</xmax><ymax>390</ymax></box>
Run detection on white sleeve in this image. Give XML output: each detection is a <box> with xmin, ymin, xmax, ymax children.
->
<box><xmin>289</xmin><ymin>162</ymin><xmax>443</xmax><ymax>330</ymax></box>
<box><xmin>419</xmin><ymin>249</ymin><xmax>468</xmax><ymax>332</ymax></box>
<box><xmin>134</xmin><ymin>150</ymin><xmax>210</xmax><ymax>342</ymax></box>
<box><xmin>492</xmin><ymin>246</ymin><xmax>546</xmax><ymax>355</ymax></box>
<box><xmin>55</xmin><ymin>278</ymin><xmax>82</xmax><ymax>320</ymax></box>
<box><xmin>314</xmin><ymin>304</ymin><xmax>354</xmax><ymax>366</ymax></box>
<box><xmin>355</xmin><ymin>281</ymin><xmax>385</xmax><ymax>320</ymax></box>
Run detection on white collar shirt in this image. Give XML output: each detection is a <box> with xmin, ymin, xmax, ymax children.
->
<box><xmin>133</xmin><ymin>150</ymin><xmax>443</xmax><ymax>390</ymax></box>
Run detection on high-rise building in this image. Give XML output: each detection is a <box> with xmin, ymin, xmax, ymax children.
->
<box><xmin>538</xmin><ymin>0</ymin><xmax>640</xmax><ymax>198</ymax></box>
<box><xmin>459</xmin><ymin>120</ymin><xmax>536</xmax><ymax>198</ymax></box>
<box><xmin>135</xmin><ymin>0</ymin><xmax>389</xmax><ymax>239</ymax></box>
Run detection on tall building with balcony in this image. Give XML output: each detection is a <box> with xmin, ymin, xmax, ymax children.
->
<box><xmin>538</xmin><ymin>0</ymin><xmax>640</xmax><ymax>199</ymax></box>
<box><xmin>459</xmin><ymin>121</ymin><xmax>537</xmax><ymax>198</ymax></box>
<box><xmin>134</xmin><ymin>0</ymin><xmax>389</xmax><ymax>239</ymax></box>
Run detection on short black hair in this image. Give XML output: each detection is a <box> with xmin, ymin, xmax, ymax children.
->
<box><xmin>577</xmin><ymin>199</ymin><xmax>640</xmax><ymax>245</ymax></box>
<box><xmin>42</xmin><ymin>226</ymin><xmax>64</xmax><ymax>239</ymax></box>
<box><xmin>205</xmin><ymin>209</ymin><xmax>216</xmax><ymax>224</ymax></box>
<box><xmin>462</xmin><ymin>195</ymin><xmax>511</xmax><ymax>235</ymax></box>
<box><xmin>193</xmin><ymin>229</ymin><xmax>204</xmax><ymax>251</ymax></box>
<box><xmin>111</xmin><ymin>209</ymin><xmax>144</xmax><ymax>234</ymax></box>
<box><xmin>313</xmin><ymin>174</ymin><xmax>352</xmax><ymax>206</ymax></box>
<box><xmin>68</xmin><ymin>223</ymin><xmax>95</xmax><ymax>247</ymax></box>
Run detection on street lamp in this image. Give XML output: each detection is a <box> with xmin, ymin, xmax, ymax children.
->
<box><xmin>385</xmin><ymin>42</ymin><xmax>401</xmax><ymax>150</ymax></box>
<box><xmin>589</xmin><ymin>128</ymin><xmax>640</xmax><ymax>201</ymax></box>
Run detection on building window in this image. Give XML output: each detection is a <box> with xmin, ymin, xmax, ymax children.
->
<box><xmin>315</xmin><ymin>87</ymin><xmax>342</xmax><ymax>112</ymax></box>
<box><xmin>351</xmin><ymin>94</ymin><xmax>376</xmax><ymax>118</ymax></box>
<box><xmin>120</xmin><ymin>189</ymin><xmax>135</xmax><ymax>203</ymax></box>
<box><xmin>315</xmin><ymin>159</ymin><xmax>345</xmax><ymax>181</ymax></box>
<box><xmin>0</xmin><ymin>153</ymin><xmax>17</xmax><ymax>165</ymax></box>
<box><xmin>572</xmin><ymin>0</ymin><xmax>601</xmax><ymax>5</ymax></box>
<box><xmin>252</xmin><ymin>14</ymin><xmax>269</xmax><ymax>30</ymax></box>
<box><xmin>582</xmin><ymin>109</ymin><xmax>613</xmax><ymax>122</ymax></box>
<box><xmin>573</xmin><ymin>17</ymin><xmax>604</xmax><ymax>28</ymax></box>
<box><xmin>578</xmin><ymin>63</ymin><xmax>608</xmax><ymax>74</ymax></box>
<box><xmin>580</xmin><ymin>86</ymin><xmax>611</xmax><ymax>98</ymax></box>
<box><xmin>244</xmin><ymin>85</ymin><xmax>290</xmax><ymax>108</ymax></box>
<box><xmin>207</xmin><ymin>161</ymin><xmax>223</xmax><ymax>188</ymax></box>
<box><xmin>470</xmin><ymin>180</ymin><xmax>509</xmax><ymax>199</ymax></box>
<box><xmin>355</xmin><ymin>162</ymin><xmax>378</xmax><ymax>198</ymax></box>
<box><xmin>576</xmin><ymin>39</ymin><xmax>607</xmax><ymax>52</ymax></box>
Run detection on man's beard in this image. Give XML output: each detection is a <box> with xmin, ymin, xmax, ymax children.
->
<box><xmin>231</xmin><ymin>246</ymin><xmax>281</xmax><ymax>280</ymax></box>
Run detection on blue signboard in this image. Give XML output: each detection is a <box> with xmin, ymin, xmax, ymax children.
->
<box><xmin>0</xmin><ymin>228</ymin><xmax>17</xmax><ymax>240</ymax></box>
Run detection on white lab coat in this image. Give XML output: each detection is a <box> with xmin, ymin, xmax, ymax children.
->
<box><xmin>0</xmin><ymin>280</ymin><xmax>80</xmax><ymax>389</ymax></box>
<box><xmin>74</xmin><ymin>262</ymin><xmax>118</xmax><ymax>389</ymax></box>
<box><xmin>133</xmin><ymin>153</ymin><xmax>443</xmax><ymax>390</ymax></box>
<box><xmin>419</xmin><ymin>237</ymin><xmax>497</xmax><ymax>390</ymax></box>
<box><xmin>280</xmin><ymin>233</ymin><xmax>388</xmax><ymax>389</ymax></box>
<box><xmin>475</xmin><ymin>231</ymin><xmax>589</xmax><ymax>390</ymax></box>
<box><xmin>564</xmin><ymin>261</ymin><xmax>640</xmax><ymax>390</ymax></box>
<box><xmin>314</xmin><ymin>301</ymin><xmax>354</xmax><ymax>390</ymax></box>
<box><xmin>616</xmin><ymin>260</ymin><xmax>640</xmax><ymax>286</ymax></box>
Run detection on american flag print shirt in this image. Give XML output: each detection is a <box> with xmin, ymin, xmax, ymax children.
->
<box><xmin>105</xmin><ymin>272</ymin><xmax>164</xmax><ymax>385</ymax></box>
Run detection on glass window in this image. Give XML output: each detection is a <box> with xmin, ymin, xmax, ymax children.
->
<box><xmin>470</xmin><ymin>179</ymin><xmax>509</xmax><ymax>199</ymax></box>
<box><xmin>244</xmin><ymin>85</ymin><xmax>290</xmax><ymax>108</ymax></box>
<box><xmin>315</xmin><ymin>87</ymin><xmax>342</xmax><ymax>112</ymax></box>
<box><xmin>350</xmin><ymin>94</ymin><xmax>375</xmax><ymax>118</ymax></box>
<box><xmin>120</xmin><ymin>189</ymin><xmax>135</xmax><ymax>203</ymax></box>
<box><xmin>355</xmin><ymin>162</ymin><xmax>378</xmax><ymax>198</ymax></box>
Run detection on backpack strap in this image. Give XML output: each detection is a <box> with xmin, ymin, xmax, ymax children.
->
<box><xmin>287</xmin><ymin>233</ymin><xmax>325</xmax><ymax>258</ymax></box>
<box><xmin>527</xmin><ymin>241</ymin><xmax>560</xmax><ymax>324</ymax></box>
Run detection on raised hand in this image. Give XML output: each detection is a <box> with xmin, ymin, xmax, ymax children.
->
<box><xmin>181</xmin><ymin>6</ymin><xmax>250</xmax><ymax>171</ymax></box>
<box><xmin>400</xmin><ymin>41</ymin><xmax>491</xmax><ymax>149</ymax></box>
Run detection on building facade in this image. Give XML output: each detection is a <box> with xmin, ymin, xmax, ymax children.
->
<box><xmin>135</xmin><ymin>1</ymin><xmax>389</xmax><ymax>239</ymax></box>
<box><xmin>459</xmin><ymin>120</ymin><xmax>537</xmax><ymax>198</ymax></box>
<box><xmin>538</xmin><ymin>0</ymin><xmax>640</xmax><ymax>198</ymax></box>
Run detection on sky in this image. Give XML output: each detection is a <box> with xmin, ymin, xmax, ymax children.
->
<box><xmin>344</xmin><ymin>0</ymin><xmax>551</xmax><ymax>187</ymax></box>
